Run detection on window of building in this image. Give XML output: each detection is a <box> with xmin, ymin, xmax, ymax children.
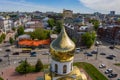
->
<box><xmin>55</xmin><ymin>64</ymin><xmax>58</xmax><ymax>73</ymax></box>
<box><xmin>63</xmin><ymin>65</ymin><xmax>67</xmax><ymax>73</ymax></box>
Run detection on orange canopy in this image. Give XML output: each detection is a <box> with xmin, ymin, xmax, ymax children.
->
<box><xmin>18</xmin><ymin>39</ymin><xmax>50</xmax><ymax>46</ymax></box>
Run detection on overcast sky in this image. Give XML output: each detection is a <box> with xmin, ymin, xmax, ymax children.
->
<box><xmin>0</xmin><ymin>0</ymin><xmax>119</xmax><ymax>14</ymax></box>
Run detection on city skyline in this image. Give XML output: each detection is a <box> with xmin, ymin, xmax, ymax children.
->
<box><xmin>0</xmin><ymin>0</ymin><xmax>120</xmax><ymax>14</ymax></box>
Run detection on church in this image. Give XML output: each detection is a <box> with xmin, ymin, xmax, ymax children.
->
<box><xmin>44</xmin><ymin>26</ymin><xmax>87</xmax><ymax>80</ymax></box>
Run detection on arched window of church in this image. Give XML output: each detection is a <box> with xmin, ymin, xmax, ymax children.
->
<box><xmin>55</xmin><ymin>64</ymin><xmax>58</xmax><ymax>73</ymax></box>
<box><xmin>71</xmin><ymin>63</ymin><xmax>73</xmax><ymax>70</ymax></box>
<box><xmin>63</xmin><ymin>65</ymin><xmax>67</xmax><ymax>73</ymax></box>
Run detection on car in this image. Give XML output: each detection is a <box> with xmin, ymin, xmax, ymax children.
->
<box><xmin>100</xmin><ymin>52</ymin><xmax>106</xmax><ymax>55</ymax></box>
<box><xmin>0</xmin><ymin>48</ymin><xmax>2</xmax><ymax>51</ymax></box>
<box><xmin>12</xmin><ymin>52</ymin><xmax>19</xmax><ymax>55</ymax></box>
<box><xmin>0</xmin><ymin>58</ymin><xmax>2</xmax><ymax>62</ymax></box>
<box><xmin>106</xmin><ymin>56</ymin><xmax>113</xmax><ymax>60</ymax></box>
<box><xmin>18</xmin><ymin>60</ymin><xmax>24</xmax><ymax>63</ymax></box>
<box><xmin>105</xmin><ymin>69</ymin><xmax>113</xmax><ymax>74</ymax></box>
<box><xmin>109</xmin><ymin>46</ymin><xmax>114</xmax><ymax>49</ymax></box>
<box><xmin>108</xmin><ymin>73</ymin><xmax>117</xmax><ymax>78</ymax></box>
<box><xmin>3</xmin><ymin>54</ymin><xmax>9</xmax><ymax>57</ymax></box>
<box><xmin>30</xmin><ymin>52</ymin><xmax>37</xmax><ymax>57</ymax></box>
<box><xmin>42</xmin><ymin>51</ymin><xmax>50</xmax><ymax>55</ymax></box>
<box><xmin>5</xmin><ymin>49</ymin><xmax>11</xmax><ymax>52</ymax></box>
<box><xmin>91</xmin><ymin>50</ymin><xmax>97</xmax><ymax>54</ymax></box>
<box><xmin>109</xmin><ymin>54</ymin><xmax>116</xmax><ymax>57</ymax></box>
<box><xmin>75</xmin><ymin>48</ymin><xmax>80</xmax><ymax>53</ymax></box>
<box><xmin>117</xmin><ymin>78</ymin><xmax>120</xmax><ymax>80</ymax></box>
<box><xmin>86</xmin><ymin>53</ymin><xmax>93</xmax><ymax>56</ymax></box>
<box><xmin>99</xmin><ymin>64</ymin><xmax>106</xmax><ymax>68</ymax></box>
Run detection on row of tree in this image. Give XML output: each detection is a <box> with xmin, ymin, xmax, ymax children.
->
<box><xmin>17</xmin><ymin>26</ymin><xmax>51</xmax><ymax>40</ymax></box>
<box><xmin>28</xmin><ymin>28</ymin><xmax>50</xmax><ymax>40</ymax></box>
<box><xmin>15</xmin><ymin>59</ymin><xmax>43</xmax><ymax>74</ymax></box>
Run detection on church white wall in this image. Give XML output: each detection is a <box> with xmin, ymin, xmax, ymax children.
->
<box><xmin>51</xmin><ymin>59</ymin><xmax>73</xmax><ymax>75</ymax></box>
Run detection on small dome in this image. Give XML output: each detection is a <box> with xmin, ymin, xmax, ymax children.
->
<box><xmin>50</xmin><ymin>26</ymin><xmax>75</xmax><ymax>62</ymax></box>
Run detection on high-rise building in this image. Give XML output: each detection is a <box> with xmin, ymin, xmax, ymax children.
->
<box><xmin>110</xmin><ymin>11</ymin><xmax>115</xmax><ymax>16</ymax></box>
<box><xmin>44</xmin><ymin>26</ymin><xmax>87</xmax><ymax>80</ymax></box>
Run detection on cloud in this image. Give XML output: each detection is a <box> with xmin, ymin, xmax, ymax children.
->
<box><xmin>79</xmin><ymin>0</ymin><xmax>120</xmax><ymax>13</ymax></box>
<box><xmin>0</xmin><ymin>0</ymin><xmax>59</xmax><ymax>12</ymax></box>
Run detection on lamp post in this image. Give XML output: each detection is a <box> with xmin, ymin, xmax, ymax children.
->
<box><xmin>95</xmin><ymin>44</ymin><xmax>99</xmax><ymax>60</ymax></box>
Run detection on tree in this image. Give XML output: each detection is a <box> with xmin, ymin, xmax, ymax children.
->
<box><xmin>17</xmin><ymin>26</ymin><xmax>24</xmax><ymax>36</ymax></box>
<box><xmin>0</xmin><ymin>34</ymin><xmax>6</xmax><ymax>43</ymax></box>
<box><xmin>82</xmin><ymin>32</ymin><xmax>96</xmax><ymax>48</ymax></box>
<box><xmin>9</xmin><ymin>37</ymin><xmax>14</xmax><ymax>45</ymax></box>
<box><xmin>0</xmin><ymin>77</ymin><xmax>3</xmax><ymax>80</ymax></box>
<box><xmin>54</xmin><ymin>20</ymin><xmax>62</xmax><ymax>34</ymax></box>
<box><xmin>15</xmin><ymin>59</ymin><xmax>32</xmax><ymax>74</ymax></box>
<box><xmin>12</xmin><ymin>27</ymin><xmax>16</xmax><ymax>31</ymax></box>
<box><xmin>35</xmin><ymin>59</ymin><xmax>43</xmax><ymax>72</ymax></box>
<box><xmin>1</xmin><ymin>34</ymin><xmax>6</xmax><ymax>40</ymax></box>
<box><xmin>89</xmin><ymin>19</ymin><xmax>100</xmax><ymax>31</ymax></box>
<box><xmin>47</xmin><ymin>18</ymin><xmax>55</xmax><ymax>29</ymax></box>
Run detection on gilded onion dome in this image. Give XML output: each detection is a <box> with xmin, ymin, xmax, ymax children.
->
<box><xmin>50</xmin><ymin>26</ymin><xmax>75</xmax><ymax>62</ymax></box>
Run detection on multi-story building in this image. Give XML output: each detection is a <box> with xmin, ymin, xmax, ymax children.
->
<box><xmin>63</xmin><ymin>9</ymin><xmax>73</xmax><ymax>19</ymax></box>
<box><xmin>0</xmin><ymin>16</ymin><xmax>13</xmax><ymax>33</ymax></box>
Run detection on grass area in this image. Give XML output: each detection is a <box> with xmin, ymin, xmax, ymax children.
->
<box><xmin>73</xmin><ymin>62</ymin><xmax>108</xmax><ymax>80</ymax></box>
<box><xmin>114</xmin><ymin>63</ymin><xmax>120</xmax><ymax>66</ymax></box>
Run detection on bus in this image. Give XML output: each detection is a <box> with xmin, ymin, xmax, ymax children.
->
<box><xmin>22</xmin><ymin>48</ymin><xmax>32</xmax><ymax>53</ymax></box>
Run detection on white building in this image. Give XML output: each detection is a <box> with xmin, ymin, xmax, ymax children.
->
<box><xmin>0</xmin><ymin>16</ymin><xmax>13</xmax><ymax>33</ymax></box>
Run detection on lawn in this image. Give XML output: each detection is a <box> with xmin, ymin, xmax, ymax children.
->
<box><xmin>73</xmin><ymin>62</ymin><xmax>108</xmax><ymax>80</ymax></box>
<box><xmin>114</xmin><ymin>63</ymin><xmax>120</xmax><ymax>66</ymax></box>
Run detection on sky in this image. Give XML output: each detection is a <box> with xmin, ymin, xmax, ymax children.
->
<box><xmin>0</xmin><ymin>0</ymin><xmax>120</xmax><ymax>14</ymax></box>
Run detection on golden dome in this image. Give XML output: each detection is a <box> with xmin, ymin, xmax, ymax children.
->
<box><xmin>50</xmin><ymin>26</ymin><xmax>75</xmax><ymax>62</ymax></box>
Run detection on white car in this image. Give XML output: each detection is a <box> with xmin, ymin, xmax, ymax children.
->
<box><xmin>0</xmin><ymin>48</ymin><xmax>2</xmax><ymax>51</ymax></box>
<box><xmin>105</xmin><ymin>69</ymin><xmax>113</xmax><ymax>74</ymax></box>
<box><xmin>75</xmin><ymin>48</ymin><xmax>80</xmax><ymax>53</ymax></box>
<box><xmin>99</xmin><ymin>64</ymin><xmax>106</xmax><ymax>68</ymax></box>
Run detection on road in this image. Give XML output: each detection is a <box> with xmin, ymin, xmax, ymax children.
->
<box><xmin>0</xmin><ymin>42</ymin><xmax>120</xmax><ymax>80</ymax></box>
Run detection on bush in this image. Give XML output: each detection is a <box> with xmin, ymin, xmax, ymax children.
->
<box><xmin>15</xmin><ymin>59</ymin><xmax>32</xmax><ymax>74</ymax></box>
<box><xmin>35</xmin><ymin>59</ymin><xmax>43</xmax><ymax>72</ymax></box>
<box><xmin>0</xmin><ymin>77</ymin><xmax>3</xmax><ymax>80</ymax></box>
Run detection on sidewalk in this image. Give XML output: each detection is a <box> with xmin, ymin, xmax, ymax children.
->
<box><xmin>0</xmin><ymin>67</ymin><xmax>44</xmax><ymax>80</ymax></box>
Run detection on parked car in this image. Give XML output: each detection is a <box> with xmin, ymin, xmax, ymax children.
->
<box><xmin>117</xmin><ymin>78</ymin><xmax>120</xmax><ymax>80</ymax></box>
<box><xmin>99</xmin><ymin>64</ymin><xmax>106</xmax><ymax>68</ymax></box>
<box><xmin>5</xmin><ymin>49</ymin><xmax>11</xmax><ymax>52</ymax></box>
<box><xmin>91</xmin><ymin>50</ymin><xmax>97</xmax><ymax>54</ymax></box>
<box><xmin>106</xmin><ymin>56</ymin><xmax>113</xmax><ymax>60</ymax></box>
<box><xmin>105</xmin><ymin>69</ymin><xmax>113</xmax><ymax>74</ymax></box>
<box><xmin>0</xmin><ymin>58</ymin><xmax>2</xmax><ymax>62</ymax></box>
<box><xmin>3</xmin><ymin>54</ymin><xmax>9</xmax><ymax>57</ymax></box>
<box><xmin>75</xmin><ymin>48</ymin><xmax>80</xmax><ymax>53</ymax></box>
<box><xmin>109</xmin><ymin>46</ymin><xmax>114</xmax><ymax>49</ymax></box>
<box><xmin>0</xmin><ymin>48</ymin><xmax>2</xmax><ymax>51</ymax></box>
<box><xmin>18</xmin><ymin>60</ymin><xmax>24</xmax><ymax>63</ymax></box>
<box><xmin>108</xmin><ymin>73</ymin><xmax>117</xmax><ymax>78</ymax></box>
<box><xmin>86</xmin><ymin>53</ymin><xmax>93</xmax><ymax>56</ymax></box>
<box><xmin>13</xmin><ymin>52</ymin><xmax>19</xmax><ymax>55</ymax></box>
<box><xmin>109</xmin><ymin>54</ymin><xmax>116</xmax><ymax>57</ymax></box>
<box><xmin>100</xmin><ymin>53</ymin><xmax>106</xmax><ymax>55</ymax></box>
